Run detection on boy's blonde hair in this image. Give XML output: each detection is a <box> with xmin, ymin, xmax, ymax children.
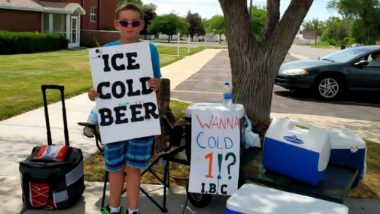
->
<box><xmin>115</xmin><ymin>3</ymin><xmax>144</xmax><ymax>20</ymax></box>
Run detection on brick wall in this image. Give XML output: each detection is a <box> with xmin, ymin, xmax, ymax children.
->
<box><xmin>302</xmin><ymin>31</ymin><xmax>317</xmax><ymax>40</ymax></box>
<box><xmin>81</xmin><ymin>0</ymin><xmax>98</xmax><ymax>30</ymax></box>
<box><xmin>41</xmin><ymin>0</ymin><xmax>116</xmax><ymax>30</ymax></box>
<box><xmin>99</xmin><ymin>0</ymin><xmax>116</xmax><ymax>30</ymax></box>
<box><xmin>80</xmin><ymin>29</ymin><xmax>119</xmax><ymax>46</ymax></box>
<box><xmin>0</xmin><ymin>9</ymin><xmax>41</xmax><ymax>32</ymax></box>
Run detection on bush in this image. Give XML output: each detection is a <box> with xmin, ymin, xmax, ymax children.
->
<box><xmin>343</xmin><ymin>37</ymin><xmax>356</xmax><ymax>47</ymax></box>
<box><xmin>326</xmin><ymin>38</ymin><xmax>337</xmax><ymax>46</ymax></box>
<box><xmin>316</xmin><ymin>41</ymin><xmax>331</xmax><ymax>47</ymax></box>
<box><xmin>0</xmin><ymin>31</ymin><xmax>68</xmax><ymax>54</ymax></box>
<box><xmin>84</xmin><ymin>36</ymin><xmax>101</xmax><ymax>48</ymax></box>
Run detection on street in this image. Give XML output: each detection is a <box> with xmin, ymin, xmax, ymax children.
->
<box><xmin>171</xmin><ymin>46</ymin><xmax>380</xmax><ymax>122</ymax></box>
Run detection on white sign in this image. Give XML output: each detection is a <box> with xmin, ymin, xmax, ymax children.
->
<box><xmin>89</xmin><ymin>42</ymin><xmax>161</xmax><ymax>144</ymax></box>
<box><xmin>188</xmin><ymin>109</ymin><xmax>240</xmax><ymax>195</ymax></box>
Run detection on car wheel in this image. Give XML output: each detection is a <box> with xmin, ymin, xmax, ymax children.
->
<box><xmin>314</xmin><ymin>75</ymin><xmax>344</xmax><ymax>100</ymax></box>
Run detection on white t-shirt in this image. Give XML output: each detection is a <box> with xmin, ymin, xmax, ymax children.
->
<box><xmin>368</xmin><ymin>59</ymin><xmax>380</xmax><ymax>67</ymax></box>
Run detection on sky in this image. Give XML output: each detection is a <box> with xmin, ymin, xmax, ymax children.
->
<box><xmin>142</xmin><ymin>0</ymin><xmax>340</xmax><ymax>21</ymax></box>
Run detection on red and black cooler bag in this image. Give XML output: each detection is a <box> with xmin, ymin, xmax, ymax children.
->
<box><xmin>19</xmin><ymin>85</ymin><xmax>85</xmax><ymax>210</ymax></box>
<box><xmin>19</xmin><ymin>145</ymin><xmax>84</xmax><ymax>209</ymax></box>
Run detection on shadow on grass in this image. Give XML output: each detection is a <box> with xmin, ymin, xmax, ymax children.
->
<box><xmin>348</xmin><ymin>141</ymin><xmax>380</xmax><ymax>200</ymax></box>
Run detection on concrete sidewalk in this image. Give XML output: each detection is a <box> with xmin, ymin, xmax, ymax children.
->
<box><xmin>161</xmin><ymin>49</ymin><xmax>222</xmax><ymax>90</ymax></box>
<box><xmin>1</xmin><ymin>48</ymin><xmax>380</xmax><ymax>214</ymax></box>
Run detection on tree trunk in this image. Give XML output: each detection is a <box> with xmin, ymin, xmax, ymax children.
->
<box><xmin>219</xmin><ymin>0</ymin><xmax>313</xmax><ymax>123</ymax></box>
<box><xmin>227</xmin><ymin>44</ymin><xmax>284</xmax><ymax>123</ymax></box>
<box><xmin>168</xmin><ymin>35</ymin><xmax>171</xmax><ymax>43</ymax></box>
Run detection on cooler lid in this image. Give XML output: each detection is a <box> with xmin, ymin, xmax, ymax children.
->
<box><xmin>329</xmin><ymin>128</ymin><xmax>366</xmax><ymax>149</ymax></box>
<box><xmin>185</xmin><ymin>102</ymin><xmax>245</xmax><ymax>118</ymax></box>
<box><xmin>226</xmin><ymin>184</ymin><xmax>348</xmax><ymax>214</ymax></box>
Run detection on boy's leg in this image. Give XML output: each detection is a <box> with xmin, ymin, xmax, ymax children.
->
<box><xmin>125</xmin><ymin>137</ymin><xmax>154</xmax><ymax>211</ymax></box>
<box><xmin>109</xmin><ymin>170</ymin><xmax>125</xmax><ymax>208</ymax></box>
<box><xmin>125</xmin><ymin>166</ymin><xmax>141</xmax><ymax>210</ymax></box>
<box><xmin>104</xmin><ymin>142</ymin><xmax>127</xmax><ymax>210</ymax></box>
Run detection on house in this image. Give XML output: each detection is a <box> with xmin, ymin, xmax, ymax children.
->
<box><xmin>302</xmin><ymin>30</ymin><xmax>318</xmax><ymax>41</ymax></box>
<box><xmin>0</xmin><ymin>0</ymin><xmax>117</xmax><ymax>48</ymax></box>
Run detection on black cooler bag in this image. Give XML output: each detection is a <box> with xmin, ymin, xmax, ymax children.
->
<box><xmin>19</xmin><ymin>85</ymin><xmax>85</xmax><ymax>209</ymax></box>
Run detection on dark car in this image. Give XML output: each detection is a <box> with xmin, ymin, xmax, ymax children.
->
<box><xmin>276</xmin><ymin>46</ymin><xmax>380</xmax><ymax>99</ymax></box>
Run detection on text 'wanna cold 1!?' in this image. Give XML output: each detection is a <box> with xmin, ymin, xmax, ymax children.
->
<box><xmin>189</xmin><ymin>109</ymin><xmax>240</xmax><ymax>195</ymax></box>
<box><xmin>89</xmin><ymin>42</ymin><xmax>161</xmax><ymax>144</ymax></box>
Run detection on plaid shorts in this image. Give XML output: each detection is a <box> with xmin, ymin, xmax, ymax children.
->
<box><xmin>104</xmin><ymin>137</ymin><xmax>153</xmax><ymax>172</ymax></box>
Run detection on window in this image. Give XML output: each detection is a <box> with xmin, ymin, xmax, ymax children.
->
<box><xmin>53</xmin><ymin>14</ymin><xmax>66</xmax><ymax>36</ymax></box>
<box><xmin>42</xmin><ymin>13</ymin><xmax>49</xmax><ymax>32</ymax></box>
<box><xmin>41</xmin><ymin>13</ymin><xmax>65</xmax><ymax>37</ymax></box>
<box><xmin>90</xmin><ymin>7</ymin><xmax>97</xmax><ymax>22</ymax></box>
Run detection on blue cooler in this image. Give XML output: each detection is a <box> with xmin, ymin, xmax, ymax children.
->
<box><xmin>185</xmin><ymin>103</ymin><xmax>245</xmax><ymax>159</ymax></box>
<box><xmin>328</xmin><ymin>128</ymin><xmax>366</xmax><ymax>187</ymax></box>
<box><xmin>263</xmin><ymin>118</ymin><xmax>331</xmax><ymax>186</ymax></box>
<box><xmin>226</xmin><ymin>184</ymin><xmax>349</xmax><ymax>214</ymax></box>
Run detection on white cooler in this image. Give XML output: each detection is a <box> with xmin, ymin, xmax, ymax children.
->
<box><xmin>328</xmin><ymin>128</ymin><xmax>366</xmax><ymax>186</ymax></box>
<box><xmin>263</xmin><ymin>118</ymin><xmax>331</xmax><ymax>186</ymax></box>
<box><xmin>226</xmin><ymin>184</ymin><xmax>349</xmax><ymax>214</ymax></box>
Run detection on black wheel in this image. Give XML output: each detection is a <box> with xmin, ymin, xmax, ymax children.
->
<box><xmin>186</xmin><ymin>191</ymin><xmax>213</xmax><ymax>208</ymax></box>
<box><xmin>314</xmin><ymin>75</ymin><xmax>345</xmax><ymax>100</ymax></box>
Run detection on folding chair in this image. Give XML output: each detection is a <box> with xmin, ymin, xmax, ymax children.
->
<box><xmin>139</xmin><ymin>78</ymin><xmax>190</xmax><ymax>212</ymax></box>
<box><xmin>79</xmin><ymin>78</ymin><xmax>189</xmax><ymax>213</ymax></box>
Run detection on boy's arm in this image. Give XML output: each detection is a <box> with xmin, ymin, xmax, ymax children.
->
<box><xmin>148</xmin><ymin>78</ymin><xmax>160</xmax><ymax>92</ymax></box>
<box><xmin>150</xmin><ymin>43</ymin><xmax>161</xmax><ymax>79</ymax></box>
<box><xmin>149</xmin><ymin>43</ymin><xmax>161</xmax><ymax>92</ymax></box>
<box><xmin>88</xmin><ymin>88</ymin><xmax>99</xmax><ymax>101</ymax></box>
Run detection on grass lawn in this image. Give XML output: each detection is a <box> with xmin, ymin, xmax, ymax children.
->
<box><xmin>348</xmin><ymin>140</ymin><xmax>380</xmax><ymax>200</ymax></box>
<box><xmin>157</xmin><ymin>46</ymin><xmax>204</xmax><ymax>56</ymax></box>
<box><xmin>84</xmin><ymin>99</ymin><xmax>380</xmax><ymax>201</ymax></box>
<box><xmin>0</xmin><ymin>46</ymin><xmax>203</xmax><ymax>121</ymax></box>
<box><xmin>0</xmin><ymin>49</ymin><xmax>91</xmax><ymax>120</ymax></box>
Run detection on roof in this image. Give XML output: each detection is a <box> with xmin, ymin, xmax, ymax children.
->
<box><xmin>348</xmin><ymin>45</ymin><xmax>380</xmax><ymax>52</ymax></box>
<box><xmin>0</xmin><ymin>0</ymin><xmax>85</xmax><ymax>15</ymax></box>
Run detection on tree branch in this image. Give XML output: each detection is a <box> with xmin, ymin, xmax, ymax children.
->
<box><xmin>270</xmin><ymin>0</ymin><xmax>313</xmax><ymax>60</ymax></box>
<box><xmin>219</xmin><ymin>0</ymin><xmax>257</xmax><ymax>48</ymax></box>
<box><xmin>262</xmin><ymin>0</ymin><xmax>280</xmax><ymax>41</ymax></box>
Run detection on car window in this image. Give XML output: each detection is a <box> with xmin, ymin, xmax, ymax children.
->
<box><xmin>367</xmin><ymin>52</ymin><xmax>380</xmax><ymax>67</ymax></box>
<box><xmin>321</xmin><ymin>48</ymin><xmax>369</xmax><ymax>63</ymax></box>
<box><xmin>359</xmin><ymin>55</ymin><xmax>369</xmax><ymax>61</ymax></box>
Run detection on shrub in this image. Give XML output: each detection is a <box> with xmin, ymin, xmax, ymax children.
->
<box><xmin>316</xmin><ymin>41</ymin><xmax>330</xmax><ymax>47</ymax></box>
<box><xmin>343</xmin><ymin>37</ymin><xmax>356</xmax><ymax>47</ymax></box>
<box><xmin>326</xmin><ymin>38</ymin><xmax>337</xmax><ymax>46</ymax></box>
<box><xmin>0</xmin><ymin>31</ymin><xmax>68</xmax><ymax>54</ymax></box>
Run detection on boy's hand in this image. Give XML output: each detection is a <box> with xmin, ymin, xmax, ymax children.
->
<box><xmin>148</xmin><ymin>78</ymin><xmax>160</xmax><ymax>92</ymax></box>
<box><xmin>88</xmin><ymin>89</ymin><xmax>99</xmax><ymax>101</ymax></box>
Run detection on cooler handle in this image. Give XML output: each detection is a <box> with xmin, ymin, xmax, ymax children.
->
<box><xmin>286</xmin><ymin>120</ymin><xmax>312</xmax><ymax>135</ymax></box>
<box><xmin>41</xmin><ymin>85</ymin><xmax>69</xmax><ymax>146</ymax></box>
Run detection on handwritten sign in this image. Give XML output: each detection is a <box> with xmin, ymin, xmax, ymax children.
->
<box><xmin>88</xmin><ymin>42</ymin><xmax>161</xmax><ymax>144</ymax></box>
<box><xmin>188</xmin><ymin>109</ymin><xmax>240</xmax><ymax>195</ymax></box>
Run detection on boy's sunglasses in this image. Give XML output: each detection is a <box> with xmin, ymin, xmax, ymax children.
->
<box><xmin>118</xmin><ymin>19</ymin><xmax>141</xmax><ymax>28</ymax></box>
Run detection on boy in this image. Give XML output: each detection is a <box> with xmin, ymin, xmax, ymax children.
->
<box><xmin>368</xmin><ymin>51</ymin><xmax>380</xmax><ymax>67</ymax></box>
<box><xmin>88</xmin><ymin>3</ymin><xmax>161</xmax><ymax>214</ymax></box>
